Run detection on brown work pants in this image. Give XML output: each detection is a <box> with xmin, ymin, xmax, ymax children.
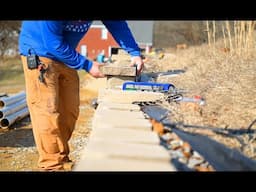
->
<box><xmin>21</xmin><ymin>56</ymin><xmax>80</xmax><ymax>171</ymax></box>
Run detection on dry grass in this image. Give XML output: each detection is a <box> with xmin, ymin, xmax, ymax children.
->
<box><xmin>0</xmin><ymin>56</ymin><xmax>25</xmax><ymax>93</ymax></box>
<box><xmin>145</xmin><ymin>37</ymin><xmax>256</xmax><ymax>158</ymax></box>
<box><xmin>206</xmin><ymin>21</ymin><xmax>256</xmax><ymax>58</ymax></box>
<box><xmin>148</xmin><ymin>40</ymin><xmax>256</xmax><ymax>129</ymax></box>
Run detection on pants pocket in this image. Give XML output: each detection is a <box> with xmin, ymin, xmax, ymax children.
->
<box><xmin>26</xmin><ymin>72</ymin><xmax>41</xmax><ymax>105</ymax></box>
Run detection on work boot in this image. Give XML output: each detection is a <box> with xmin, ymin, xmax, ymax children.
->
<box><xmin>63</xmin><ymin>161</ymin><xmax>74</xmax><ymax>171</ymax></box>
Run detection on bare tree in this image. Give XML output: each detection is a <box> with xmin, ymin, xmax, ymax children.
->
<box><xmin>0</xmin><ymin>21</ymin><xmax>21</xmax><ymax>57</ymax></box>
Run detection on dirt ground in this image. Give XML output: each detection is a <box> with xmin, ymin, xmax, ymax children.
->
<box><xmin>0</xmin><ymin>42</ymin><xmax>256</xmax><ymax>171</ymax></box>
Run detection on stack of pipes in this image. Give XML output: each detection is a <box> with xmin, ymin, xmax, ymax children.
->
<box><xmin>0</xmin><ymin>91</ymin><xmax>29</xmax><ymax>128</ymax></box>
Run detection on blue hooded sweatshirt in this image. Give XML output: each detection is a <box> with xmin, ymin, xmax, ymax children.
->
<box><xmin>19</xmin><ymin>21</ymin><xmax>141</xmax><ymax>72</ymax></box>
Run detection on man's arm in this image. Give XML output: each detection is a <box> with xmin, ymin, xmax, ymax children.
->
<box><xmin>102</xmin><ymin>21</ymin><xmax>144</xmax><ymax>73</ymax></box>
<box><xmin>39</xmin><ymin>21</ymin><xmax>93</xmax><ymax>72</ymax></box>
<box><xmin>102</xmin><ymin>21</ymin><xmax>141</xmax><ymax>56</ymax></box>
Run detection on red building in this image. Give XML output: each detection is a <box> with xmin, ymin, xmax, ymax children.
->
<box><xmin>76</xmin><ymin>24</ymin><xmax>118</xmax><ymax>60</ymax></box>
<box><xmin>76</xmin><ymin>21</ymin><xmax>154</xmax><ymax>60</ymax></box>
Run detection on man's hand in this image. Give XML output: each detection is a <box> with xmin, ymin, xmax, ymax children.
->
<box><xmin>89</xmin><ymin>61</ymin><xmax>105</xmax><ymax>78</ymax></box>
<box><xmin>130</xmin><ymin>56</ymin><xmax>144</xmax><ymax>75</ymax></box>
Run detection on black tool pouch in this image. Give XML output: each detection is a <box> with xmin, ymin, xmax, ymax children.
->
<box><xmin>27</xmin><ymin>54</ymin><xmax>40</xmax><ymax>70</ymax></box>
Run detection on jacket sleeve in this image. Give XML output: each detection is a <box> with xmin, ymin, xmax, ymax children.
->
<box><xmin>102</xmin><ymin>21</ymin><xmax>141</xmax><ymax>57</ymax></box>
<box><xmin>39</xmin><ymin>21</ymin><xmax>93</xmax><ymax>72</ymax></box>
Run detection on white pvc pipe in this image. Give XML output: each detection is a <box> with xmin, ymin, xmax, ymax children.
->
<box><xmin>0</xmin><ymin>107</ymin><xmax>29</xmax><ymax>127</ymax></box>
<box><xmin>180</xmin><ymin>97</ymin><xmax>206</xmax><ymax>105</ymax></box>
<box><xmin>0</xmin><ymin>98</ymin><xmax>27</xmax><ymax>118</ymax></box>
<box><xmin>0</xmin><ymin>91</ymin><xmax>26</xmax><ymax>108</ymax></box>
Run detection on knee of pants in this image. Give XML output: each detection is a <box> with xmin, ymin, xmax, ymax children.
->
<box><xmin>39</xmin><ymin>133</ymin><xmax>64</xmax><ymax>154</ymax></box>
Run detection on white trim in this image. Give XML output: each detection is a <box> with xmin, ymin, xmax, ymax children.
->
<box><xmin>90</xmin><ymin>24</ymin><xmax>106</xmax><ymax>29</ymax></box>
<box><xmin>101</xmin><ymin>28</ymin><xmax>108</xmax><ymax>39</ymax></box>
<box><xmin>108</xmin><ymin>46</ymin><xmax>112</xmax><ymax>57</ymax></box>
<box><xmin>80</xmin><ymin>45</ymin><xmax>87</xmax><ymax>56</ymax></box>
